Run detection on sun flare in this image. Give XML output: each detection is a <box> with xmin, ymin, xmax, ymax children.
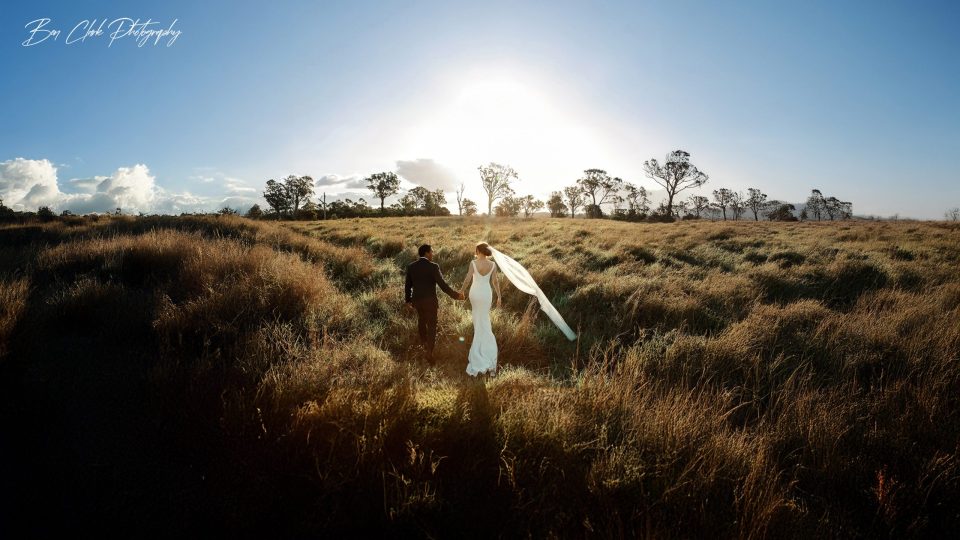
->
<box><xmin>401</xmin><ymin>71</ymin><xmax>613</xmax><ymax>194</ymax></box>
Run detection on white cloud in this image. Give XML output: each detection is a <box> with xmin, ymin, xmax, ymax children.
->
<box><xmin>148</xmin><ymin>192</ymin><xmax>259</xmax><ymax>215</ymax></box>
<box><xmin>0</xmin><ymin>158</ymin><xmax>62</xmax><ymax>210</ymax></box>
<box><xmin>1</xmin><ymin>157</ymin><xmax>259</xmax><ymax>215</ymax></box>
<box><xmin>60</xmin><ymin>192</ymin><xmax>124</xmax><ymax>214</ymax></box>
<box><xmin>66</xmin><ymin>176</ymin><xmax>102</xmax><ymax>193</ymax></box>
<box><xmin>93</xmin><ymin>164</ymin><xmax>157</xmax><ymax>212</ymax></box>
<box><xmin>149</xmin><ymin>192</ymin><xmax>211</xmax><ymax>215</ymax></box>
<box><xmin>396</xmin><ymin>158</ymin><xmax>457</xmax><ymax>191</ymax></box>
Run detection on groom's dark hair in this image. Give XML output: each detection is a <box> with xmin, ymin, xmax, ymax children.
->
<box><xmin>418</xmin><ymin>244</ymin><xmax>432</xmax><ymax>257</ymax></box>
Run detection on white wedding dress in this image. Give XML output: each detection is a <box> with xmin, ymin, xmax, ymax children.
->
<box><xmin>466</xmin><ymin>260</ymin><xmax>498</xmax><ymax>376</ymax></box>
<box><xmin>464</xmin><ymin>247</ymin><xmax>578</xmax><ymax>377</ymax></box>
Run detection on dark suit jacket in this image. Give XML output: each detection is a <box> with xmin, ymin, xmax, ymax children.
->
<box><xmin>405</xmin><ymin>257</ymin><xmax>459</xmax><ymax>304</ymax></box>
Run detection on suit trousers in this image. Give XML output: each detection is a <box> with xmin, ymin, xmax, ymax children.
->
<box><xmin>413</xmin><ymin>297</ymin><xmax>439</xmax><ymax>356</ymax></box>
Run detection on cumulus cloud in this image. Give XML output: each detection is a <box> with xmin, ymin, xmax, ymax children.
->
<box><xmin>66</xmin><ymin>176</ymin><xmax>101</xmax><ymax>193</ymax></box>
<box><xmin>59</xmin><ymin>192</ymin><xmax>122</xmax><ymax>214</ymax></box>
<box><xmin>0</xmin><ymin>158</ymin><xmax>62</xmax><ymax>209</ymax></box>
<box><xmin>395</xmin><ymin>158</ymin><xmax>458</xmax><ymax>191</ymax></box>
<box><xmin>94</xmin><ymin>164</ymin><xmax>157</xmax><ymax>212</ymax></box>
<box><xmin>0</xmin><ymin>157</ymin><xmax>260</xmax><ymax>215</ymax></box>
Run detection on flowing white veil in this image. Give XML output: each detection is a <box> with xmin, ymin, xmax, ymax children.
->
<box><xmin>488</xmin><ymin>246</ymin><xmax>577</xmax><ymax>341</ymax></box>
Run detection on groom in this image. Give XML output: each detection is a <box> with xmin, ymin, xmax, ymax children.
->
<box><xmin>405</xmin><ymin>244</ymin><xmax>464</xmax><ymax>363</ymax></box>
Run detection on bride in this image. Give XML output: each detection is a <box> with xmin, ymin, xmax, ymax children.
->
<box><xmin>460</xmin><ymin>243</ymin><xmax>501</xmax><ymax>376</ymax></box>
<box><xmin>460</xmin><ymin>242</ymin><xmax>577</xmax><ymax>377</ymax></box>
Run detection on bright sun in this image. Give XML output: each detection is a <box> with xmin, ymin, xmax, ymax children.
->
<box><xmin>401</xmin><ymin>71</ymin><xmax>613</xmax><ymax>194</ymax></box>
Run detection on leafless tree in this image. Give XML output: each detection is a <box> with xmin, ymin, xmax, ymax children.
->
<box><xmin>455</xmin><ymin>182</ymin><xmax>466</xmax><ymax>216</ymax></box>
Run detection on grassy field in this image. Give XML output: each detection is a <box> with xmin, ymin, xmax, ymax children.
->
<box><xmin>1</xmin><ymin>214</ymin><xmax>958</xmax><ymax>537</ymax></box>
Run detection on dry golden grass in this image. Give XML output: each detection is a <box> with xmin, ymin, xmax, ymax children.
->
<box><xmin>1</xmin><ymin>214</ymin><xmax>958</xmax><ymax>537</ymax></box>
<box><xmin>0</xmin><ymin>276</ymin><xmax>29</xmax><ymax>357</ymax></box>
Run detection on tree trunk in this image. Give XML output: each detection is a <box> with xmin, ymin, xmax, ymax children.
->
<box><xmin>666</xmin><ymin>192</ymin><xmax>674</xmax><ymax>217</ymax></box>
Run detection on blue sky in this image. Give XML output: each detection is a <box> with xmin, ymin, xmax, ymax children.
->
<box><xmin>1</xmin><ymin>0</ymin><xmax>958</xmax><ymax>217</ymax></box>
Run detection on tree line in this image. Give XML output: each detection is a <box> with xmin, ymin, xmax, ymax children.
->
<box><xmin>249</xmin><ymin>149</ymin><xmax>860</xmax><ymax>221</ymax></box>
<box><xmin>254</xmin><ymin>173</ymin><xmax>453</xmax><ymax>220</ymax></box>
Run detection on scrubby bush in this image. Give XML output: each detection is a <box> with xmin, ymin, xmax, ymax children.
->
<box><xmin>36</xmin><ymin>206</ymin><xmax>55</xmax><ymax>221</ymax></box>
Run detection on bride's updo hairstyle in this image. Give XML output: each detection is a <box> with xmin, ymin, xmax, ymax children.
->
<box><xmin>475</xmin><ymin>242</ymin><xmax>492</xmax><ymax>256</ymax></box>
